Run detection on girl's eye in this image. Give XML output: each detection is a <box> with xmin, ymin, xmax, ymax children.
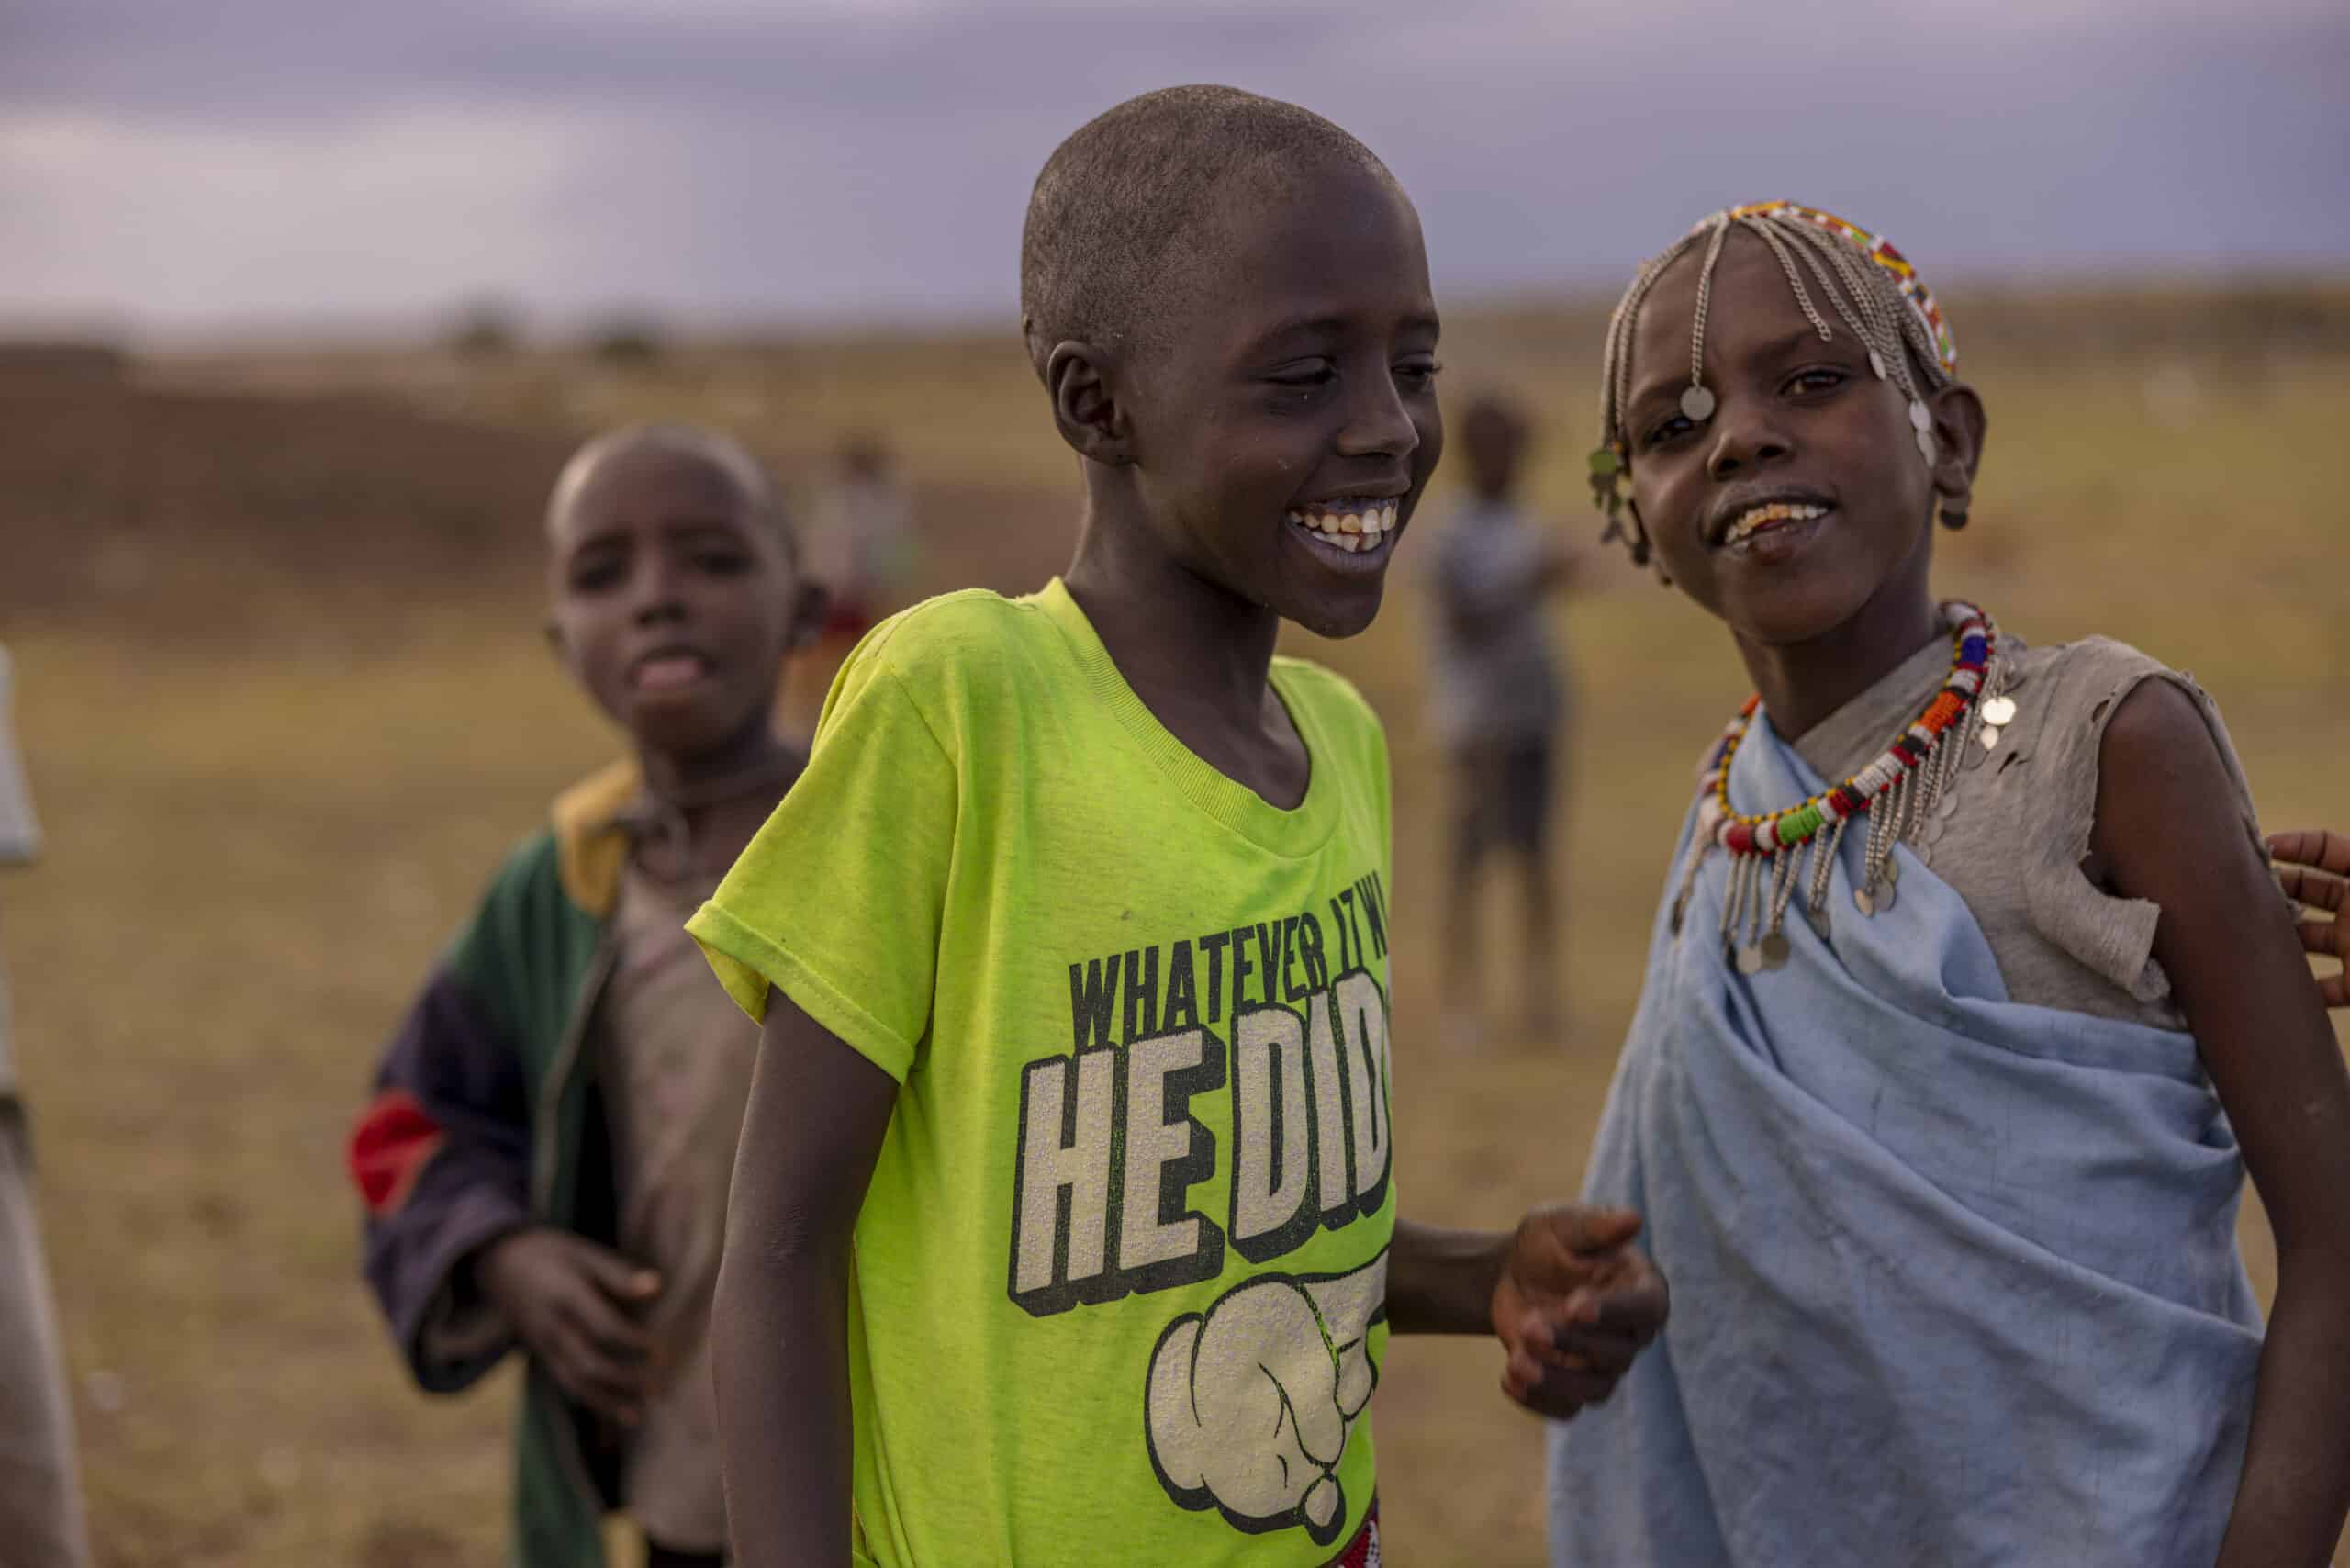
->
<box><xmin>1266</xmin><ymin>363</ymin><xmax>1337</xmax><ymax>388</ymax></box>
<box><xmin>1394</xmin><ymin>358</ymin><xmax>1442</xmax><ymax>388</ymax></box>
<box><xmin>692</xmin><ymin>550</ymin><xmax>753</xmax><ymax>577</ymax></box>
<box><xmin>1641</xmin><ymin>414</ymin><xmax>1695</xmax><ymax>450</ymax></box>
<box><xmin>1787</xmin><ymin>367</ymin><xmax>1847</xmax><ymax>395</ymax></box>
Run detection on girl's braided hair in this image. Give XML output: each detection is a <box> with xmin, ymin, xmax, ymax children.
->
<box><xmin>1589</xmin><ymin>203</ymin><xmax>1961</xmax><ymax>566</ymax></box>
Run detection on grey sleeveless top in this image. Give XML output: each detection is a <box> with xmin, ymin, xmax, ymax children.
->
<box><xmin>1789</xmin><ymin>620</ymin><xmax>2267</xmax><ymax>1029</ymax></box>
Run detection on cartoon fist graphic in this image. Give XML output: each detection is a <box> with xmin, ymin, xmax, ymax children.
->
<box><xmin>1145</xmin><ymin>1250</ymin><xmax>1386</xmax><ymax>1545</ymax></box>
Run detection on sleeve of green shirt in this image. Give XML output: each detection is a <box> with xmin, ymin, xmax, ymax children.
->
<box><xmin>688</xmin><ymin>643</ymin><xmax>957</xmax><ymax>1085</ymax></box>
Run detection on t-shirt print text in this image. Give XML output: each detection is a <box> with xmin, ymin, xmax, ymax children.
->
<box><xmin>1008</xmin><ymin>870</ymin><xmax>1395</xmax><ymax>1317</ymax></box>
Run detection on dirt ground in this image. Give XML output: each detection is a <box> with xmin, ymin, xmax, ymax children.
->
<box><xmin>3</xmin><ymin>289</ymin><xmax>2345</xmax><ymax>1565</ymax></box>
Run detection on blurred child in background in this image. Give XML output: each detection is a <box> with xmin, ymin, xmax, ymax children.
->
<box><xmin>786</xmin><ymin>434</ymin><xmax>918</xmax><ymax>735</ymax></box>
<box><xmin>347</xmin><ymin>426</ymin><xmax>824</xmax><ymax>1568</ymax></box>
<box><xmin>1427</xmin><ymin>392</ymin><xmax>1583</xmax><ymax>1046</ymax></box>
<box><xmin>0</xmin><ymin>644</ymin><xmax>90</xmax><ymax>1568</ymax></box>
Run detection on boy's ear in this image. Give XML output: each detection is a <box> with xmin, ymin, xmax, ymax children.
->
<box><xmin>1929</xmin><ymin>383</ymin><xmax>1986</xmax><ymax>511</ymax></box>
<box><xmin>1044</xmin><ymin>340</ymin><xmax>1134</xmax><ymax>466</ymax></box>
<box><xmin>787</xmin><ymin>578</ymin><xmax>831</xmax><ymax>653</ymax></box>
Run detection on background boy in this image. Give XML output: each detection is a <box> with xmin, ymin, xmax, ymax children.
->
<box><xmin>348</xmin><ymin>426</ymin><xmax>824</xmax><ymax>1568</ymax></box>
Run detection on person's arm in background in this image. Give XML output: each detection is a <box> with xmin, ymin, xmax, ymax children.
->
<box><xmin>2096</xmin><ymin>691</ymin><xmax>2350</xmax><ymax>1566</ymax></box>
<box><xmin>349</xmin><ymin>842</ymin><xmax>657</xmax><ymax>1421</ymax></box>
<box><xmin>712</xmin><ymin>992</ymin><xmax>896</xmax><ymax>1568</ymax></box>
<box><xmin>0</xmin><ymin>644</ymin><xmax>40</xmax><ymax>868</ymax></box>
<box><xmin>2270</xmin><ymin>828</ymin><xmax>2349</xmax><ymax>1010</ymax></box>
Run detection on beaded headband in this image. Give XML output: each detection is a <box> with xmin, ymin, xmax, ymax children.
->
<box><xmin>1715</xmin><ymin>202</ymin><xmax>1957</xmax><ymax>377</ymax></box>
<box><xmin>1588</xmin><ymin>201</ymin><xmax>1961</xmax><ymax>566</ymax></box>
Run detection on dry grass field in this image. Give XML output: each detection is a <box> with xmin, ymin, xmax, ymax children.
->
<box><xmin>3</xmin><ymin>282</ymin><xmax>2345</xmax><ymax>1566</ymax></box>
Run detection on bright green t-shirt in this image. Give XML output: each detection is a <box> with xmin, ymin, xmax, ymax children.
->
<box><xmin>689</xmin><ymin>579</ymin><xmax>1397</xmax><ymax>1568</ymax></box>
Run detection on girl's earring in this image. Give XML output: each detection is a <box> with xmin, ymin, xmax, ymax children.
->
<box><xmin>1938</xmin><ymin>499</ymin><xmax>1970</xmax><ymax>532</ymax></box>
<box><xmin>1591</xmin><ymin>445</ymin><xmax>1673</xmax><ymax>585</ymax></box>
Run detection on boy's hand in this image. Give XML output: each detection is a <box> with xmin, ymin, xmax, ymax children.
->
<box><xmin>1492</xmin><ymin>1205</ymin><xmax>1667</xmax><ymax>1420</ymax></box>
<box><xmin>2270</xmin><ymin>829</ymin><xmax>2350</xmax><ymax>1010</ymax></box>
<box><xmin>476</xmin><ymin>1227</ymin><xmax>661</xmax><ymax>1427</ymax></box>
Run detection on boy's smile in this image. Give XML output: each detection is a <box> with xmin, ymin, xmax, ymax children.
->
<box><xmin>1284</xmin><ymin>498</ymin><xmax>1401</xmax><ymax>564</ymax></box>
<box><xmin>1113</xmin><ymin>154</ymin><xmax>1442</xmax><ymax>640</ymax></box>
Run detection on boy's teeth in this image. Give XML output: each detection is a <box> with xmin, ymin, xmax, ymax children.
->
<box><xmin>1286</xmin><ymin>502</ymin><xmax>1398</xmax><ymax>547</ymax></box>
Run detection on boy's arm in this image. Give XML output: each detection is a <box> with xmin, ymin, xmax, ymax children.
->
<box><xmin>714</xmin><ymin>991</ymin><xmax>897</xmax><ymax>1568</ymax></box>
<box><xmin>349</xmin><ymin>962</ymin><xmax>537</xmax><ymax>1391</ymax></box>
<box><xmin>1388</xmin><ymin>1208</ymin><xmax>1668</xmax><ymax>1419</ymax></box>
<box><xmin>2094</xmin><ymin>686</ymin><xmax>2350</xmax><ymax>1568</ymax></box>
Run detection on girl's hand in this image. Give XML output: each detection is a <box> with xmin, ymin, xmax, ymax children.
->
<box><xmin>1491</xmin><ymin>1205</ymin><xmax>1669</xmax><ymax>1419</ymax></box>
<box><xmin>2270</xmin><ymin>829</ymin><xmax>2350</xmax><ymax>1009</ymax></box>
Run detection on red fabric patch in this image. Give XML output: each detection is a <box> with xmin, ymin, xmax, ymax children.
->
<box><xmin>1327</xmin><ymin>1501</ymin><xmax>1381</xmax><ymax>1568</ymax></box>
<box><xmin>349</xmin><ymin>1089</ymin><xmax>444</xmax><ymax>1215</ymax></box>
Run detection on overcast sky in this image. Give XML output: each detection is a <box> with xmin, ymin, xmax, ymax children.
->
<box><xmin>3</xmin><ymin>0</ymin><xmax>2344</xmax><ymax>338</ymax></box>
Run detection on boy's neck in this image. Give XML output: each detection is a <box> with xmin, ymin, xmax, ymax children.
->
<box><xmin>635</xmin><ymin>720</ymin><xmax>800</xmax><ymax>811</ymax></box>
<box><xmin>1065</xmin><ymin>523</ymin><xmax>1281</xmax><ymax>717</ymax></box>
<box><xmin>1063</xmin><ymin>505</ymin><xmax>1307</xmax><ymax>808</ymax></box>
<box><xmin>1732</xmin><ymin>556</ymin><xmax>1942</xmax><ymax>744</ymax></box>
<box><xmin>630</xmin><ymin>720</ymin><xmax>804</xmax><ymax>873</ymax></box>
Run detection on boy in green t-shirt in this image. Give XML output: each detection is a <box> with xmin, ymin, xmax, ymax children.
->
<box><xmin>688</xmin><ymin>87</ymin><xmax>1667</xmax><ymax>1567</ymax></box>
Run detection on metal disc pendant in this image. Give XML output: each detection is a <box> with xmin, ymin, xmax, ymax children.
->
<box><xmin>1882</xmin><ymin>854</ymin><xmax>1899</xmax><ymax>885</ymax></box>
<box><xmin>1979</xmin><ymin>723</ymin><xmax>2001</xmax><ymax>752</ymax></box>
<box><xmin>1736</xmin><ymin>944</ymin><xmax>1765</xmax><ymax>975</ymax></box>
<box><xmin>1853</xmin><ymin>887</ymin><xmax>1874</xmax><ymax>916</ymax></box>
<box><xmin>1807</xmin><ymin>905</ymin><xmax>1834</xmax><ymax>942</ymax></box>
<box><xmin>1908</xmin><ymin>399</ymin><xmax>1932</xmax><ymax>431</ymax></box>
<box><xmin>1981</xmin><ymin>696</ymin><xmax>2017</xmax><ymax>726</ymax></box>
<box><xmin>1757</xmin><ymin>932</ymin><xmax>1792</xmax><ymax>969</ymax></box>
<box><xmin>1868</xmin><ymin>350</ymin><xmax>1888</xmax><ymax>380</ymax></box>
<box><xmin>1681</xmin><ymin>384</ymin><xmax>1717</xmax><ymax>421</ymax></box>
<box><xmin>1915</xmin><ymin>429</ymin><xmax>1938</xmax><ymax>464</ymax></box>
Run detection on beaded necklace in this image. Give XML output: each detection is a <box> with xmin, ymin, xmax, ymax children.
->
<box><xmin>1671</xmin><ymin>602</ymin><xmax>2016</xmax><ymax>972</ymax></box>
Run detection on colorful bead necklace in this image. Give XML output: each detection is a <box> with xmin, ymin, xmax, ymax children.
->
<box><xmin>1671</xmin><ymin>602</ymin><xmax>2016</xmax><ymax>972</ymax></box>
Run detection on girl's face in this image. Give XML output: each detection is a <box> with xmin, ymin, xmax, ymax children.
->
<box><xmin>1621</xmin><ymin>231</ymin><xmax>1952</xmax><ymax>648</ymax></box>
<box><xmin>1116</xmin><ymin>156</ymin><xmax>1445</xmax><ymax>641</ymax></box>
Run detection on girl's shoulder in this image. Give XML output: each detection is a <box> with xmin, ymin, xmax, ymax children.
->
<box><xmin>2008</xmin><ymin>633</ymin><xmax>2193</xmax><ymax>715</ymax></box>
<box><xmin>1960</xmin><ymin>633</ymin><xmax>2262</xmax><ymax>1018</ymax></box>
<box><xmin>2000</xmin><ymin>634</ymin><xmax>2247</xmax><ymax>804</ymax></box>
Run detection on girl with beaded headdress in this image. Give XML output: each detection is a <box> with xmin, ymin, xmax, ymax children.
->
<box><xmin>1548</xmin><ymin>204</ymin><xmax>2350</xmax><ymax>1566</ymax></box>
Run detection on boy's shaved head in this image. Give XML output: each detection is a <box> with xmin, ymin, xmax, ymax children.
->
<box><xmin>547</xmin><ymin>423</ymin><xmax>796</xmax><ymax>563</ymax></box>
<box><xmin>1020</xmin><ymin>84</ymin><xmax>1396</xmax><ymax>380</ymax></box>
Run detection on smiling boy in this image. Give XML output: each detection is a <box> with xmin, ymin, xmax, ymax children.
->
<box><xmin>689</xmin><ymin>87</ymin><xmax>1667</xmax><ymax>1568</ymax></box>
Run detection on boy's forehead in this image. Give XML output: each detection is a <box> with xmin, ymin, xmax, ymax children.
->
<box><xmin>548</xmin><ymin>444</ymin><xmax>763</xmax><ymax>543</ymax></box>
<box><xmin>1184</xmin><ymin>159</ymin><xmax>1432</xmax><ymax>339</ymax></box>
